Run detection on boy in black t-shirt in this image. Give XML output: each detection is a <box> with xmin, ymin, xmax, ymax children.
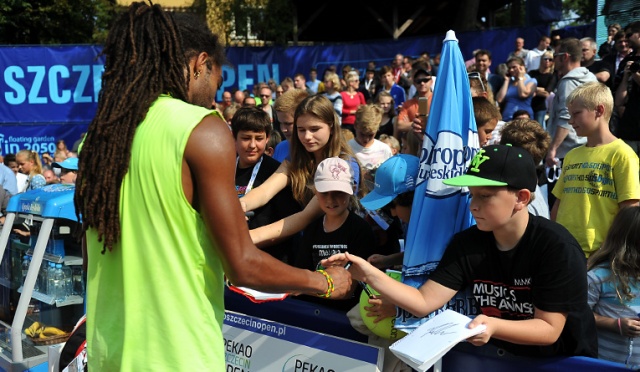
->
<box><xmin>322</xmin><ymin>145</ymin><xmax>597</xmax><ymax>357</ymax></box>
<box><xmin>232</xmin><ymin>106</ymin><xmax>300</xmax><ymax>263</ymax></box>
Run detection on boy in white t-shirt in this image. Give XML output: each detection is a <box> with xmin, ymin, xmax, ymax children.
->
<box><xmin>348</xmin><ymin>104</ymin><xmax>393</xmax><ymax>183</ymax></box>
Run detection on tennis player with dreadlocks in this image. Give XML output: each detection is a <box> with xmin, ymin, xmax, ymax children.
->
<box><xmin>75</xmin><ymin>3</ymin><xmax>351</xmax><ymax>370</ymax></box>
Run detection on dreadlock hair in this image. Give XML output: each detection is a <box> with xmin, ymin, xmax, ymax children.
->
<box><xmin>75</xmin><ymin>2</ymin><xmax>189</xmax><ymax>253</ymax></box>
<box><xmin>174</xmin><ymin>13</ymin><xmax>227</xmax><ymax>73</ymax></box>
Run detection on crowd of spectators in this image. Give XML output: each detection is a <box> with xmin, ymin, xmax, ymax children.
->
<box><xmin>213</xmin><ymin>20</ymin><xmax>640</xmax><ymax>368</ymax></box>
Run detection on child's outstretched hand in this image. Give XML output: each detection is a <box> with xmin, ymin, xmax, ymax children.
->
<box><xmin>364</xmin><ymin>296</ymin><xmax>396</xmax><ymax>323</ymax></box>
<box><xmin>321</xmin><ymin>252</ymin><xmax>374</xmax><ymax>282</ymax></box>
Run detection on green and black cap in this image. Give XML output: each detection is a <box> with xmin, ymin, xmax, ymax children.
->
<box><xmin>443</xmin><ymin>144</ymin><xmax>537</xmax><ymax>192</ymax></box>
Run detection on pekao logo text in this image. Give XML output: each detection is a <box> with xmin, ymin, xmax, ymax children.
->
<box><xmin>225</xmin><ymin>339</ymin><xmax>253</xmax><ymax>372</ymax></box>
<box><xmin>417</xmin><ymin>130</ymin><xmax>479</xmax><ymax>197</ymax></box>
<box><xmin>283</xmin><ymin>354</ymin><xmax>336</xmax><ymax>372</ymax></box>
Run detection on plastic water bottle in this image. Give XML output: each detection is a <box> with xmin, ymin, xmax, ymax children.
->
<box><xmin>46</xmin><ymin>262</ymin><xmax>56</xmax><ymax>296</ymax></box>
<box><xmin>54</xmin><ymin>264</ymin><xmax>65</xmax><ymax>302</ymax></box>
<box><xmin>61</xmin><ymin>265</ymin><xmax>72</xmax><ymax>299</ymax></box>
<box><xmin>71</xmin><ymin>266</ymin><xmax>84</xmax><ymax>296</ymax></box>
<box><xmin>34</xmin><ymin>260</ymin><xmax>44</xmax><ymax>292</ymax></box>
<box><xmin>21</xmin><ymin>256</ymin><xmax>30</xmax><ymax>284</ymax></box>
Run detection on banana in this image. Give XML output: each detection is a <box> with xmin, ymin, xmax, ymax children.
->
<box><xmin>42</xmin><ymin>326</ymin><xmax>66</xmax><ymax>337</ymax></box>
<box><xmin>25</xmin><ymin>322</ymin><xmax>41</xmax><ymax>337</ymax></box>
<box><xmin>26</xmin><ymin>323</ymin><xmax>66</xmax><ymax>338</ymax></box>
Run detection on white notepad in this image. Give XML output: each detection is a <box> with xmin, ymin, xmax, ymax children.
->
<box><xmin>389</xmin><ymin>309</ymin><xmax>486</xmax><ymax>371</ymax></box>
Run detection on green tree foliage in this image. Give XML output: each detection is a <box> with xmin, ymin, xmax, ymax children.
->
<box><xmin>223</xmin><ymin>0</ymin><xmax>293</xmax><ymax>46</ymax></box>
<box><xmin>0</xmin><ymin>0</ymin><xmax>117</xmax><ymax>44</ymax></box>
<box><xmin>562</xmin><ymin>0</ymin><xmax>596</xmax><ymax>24</ymax></box>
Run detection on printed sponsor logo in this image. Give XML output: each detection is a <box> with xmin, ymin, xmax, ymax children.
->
<box><xmin>417</xmin><ymin>130</ymin><xmax>479</xmax><ymax>197</ymax></box>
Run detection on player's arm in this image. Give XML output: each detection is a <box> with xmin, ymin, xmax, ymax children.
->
<box><xmin>184</xmin><ymin>115</ymin><xmax>350</xmax><ymax>296</ymax></box>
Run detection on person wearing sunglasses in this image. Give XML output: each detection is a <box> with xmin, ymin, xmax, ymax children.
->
<box><xmin>258</xmin><ymin>85</ymin><xmax>275</xmax><ymax>122</ymax></box>
<box><xmin>529</xmin><ymin>51</ymin><xmax>558</xmax><ymax>128</ymax></box>
<box><xmin>52</xmin><ymin>157</ymin><xmax>78</xmax><ymax>185</ymax></box>
<box><xmin>523</xmin><ymin>35</ymin><xmax>551</xmax><ymax>72</ymax></box>
<box><xmin>396</xmin><ymin>64</ymin><xmax>433</xmax><ymax>139</ymax></box>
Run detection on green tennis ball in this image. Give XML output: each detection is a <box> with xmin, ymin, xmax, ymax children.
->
<box><xmin>359</xmin><ymin>270</ymin><xmax>407</xmax><ymax>340</ymax></box>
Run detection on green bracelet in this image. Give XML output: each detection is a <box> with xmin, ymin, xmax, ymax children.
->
<box><xmin>316</xmin><ymin>269</ymin><xmax>335</xmax><ymax>298</ymax></box>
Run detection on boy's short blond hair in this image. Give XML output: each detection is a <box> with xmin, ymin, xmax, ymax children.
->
<box><xmin>355</xmin><ymin>104</ymin><xmax>383</xmax><ymax>134</ymax></box>
<box><xmin>567</xmin><ymin>81</ymin><xmax>613</xmax><ymax>122</ymax></box>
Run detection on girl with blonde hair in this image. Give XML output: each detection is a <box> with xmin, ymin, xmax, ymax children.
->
<box><xmin>16</xmin><ymin>150</ymin><xmax>45</xmax><ymax>191</ymax></box>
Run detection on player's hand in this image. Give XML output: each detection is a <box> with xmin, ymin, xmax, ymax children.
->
<box><xmin>321</xmin><ymin>252</ymin><xmax>374</xmax><ymax>282</ymax></box>
<box><xmin>323</xmin><ymin>266</ymin><xmax>352</xmax><ymax>300</ymax></box>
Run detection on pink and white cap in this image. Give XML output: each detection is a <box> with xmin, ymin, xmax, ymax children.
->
<box><xmin>314</xmin><ymin>157</ymin><xmax>355</xmax><ymax>195</ymax></box>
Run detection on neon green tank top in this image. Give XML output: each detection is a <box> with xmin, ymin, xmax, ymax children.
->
<box><xmin>86</xmin><ymin>96</ymin><xmax>225</xmax><ymax>370</ymax></box>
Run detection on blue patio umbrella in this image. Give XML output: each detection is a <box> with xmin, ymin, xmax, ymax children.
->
<box><xmin>395</xmin><ymin>30</ymin><xmax>480</xmax><ymax>331</ymax></box>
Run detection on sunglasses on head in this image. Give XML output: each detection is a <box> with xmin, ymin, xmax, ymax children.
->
<box><xmin>414</xmin><ymin>77</ymin><xmax>431</xmax><ymax>85</ymax></box>
<box><xmin>467</xmin><ymin>72</ymin><xmax>486</xmax><ymax>92</ymax></box>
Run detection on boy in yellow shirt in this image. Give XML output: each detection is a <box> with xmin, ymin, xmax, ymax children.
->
<box><xmin>551</xmin><ymin>82</ymin><xmax>640</xmax><ymax>257</ymax></box>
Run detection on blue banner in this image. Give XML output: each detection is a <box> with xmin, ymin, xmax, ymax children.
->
<box><xmin>0</xmin><ymin>124</ymin><xmax>87</xmax><ymax>156</ymax></box>
<box><xmin>2</xmin><ymin>23</ymin><xmax>598</xmax><ymax>156</ymax></box>
<box><xmin>0</xmin><ymin>46</ymin><xmax>101</xmax><ymax>154</ymax></box>
<box><xmin>0</xmin><ymin>46</ymin><xmax>104</xmax><ymax>125</ymax></box>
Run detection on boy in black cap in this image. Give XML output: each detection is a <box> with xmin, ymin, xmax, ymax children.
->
<box><xmin>322</xmin><ymin>144</ymin><xmax>597</xmax><ymax>358</ymax></box>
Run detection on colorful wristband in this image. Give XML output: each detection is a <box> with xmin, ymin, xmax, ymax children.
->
<box><xmin>316</xmin><ymin>269</ymin><xmax>335</xmax><ymax>298</ymax></box>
